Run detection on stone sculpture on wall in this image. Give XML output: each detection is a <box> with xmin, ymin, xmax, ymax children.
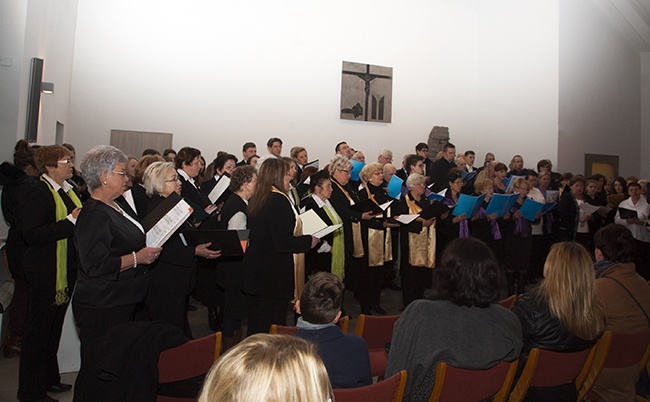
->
<box><xmin>427</xmin><ymin>126</ymin><xmax>450</xmax><ymax>159</ymax></box>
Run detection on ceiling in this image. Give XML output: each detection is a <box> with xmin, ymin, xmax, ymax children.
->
<box><xmin>598</xmin><ymin>0</ymin><xmax>650</xmax><ymax>51</ymax></box>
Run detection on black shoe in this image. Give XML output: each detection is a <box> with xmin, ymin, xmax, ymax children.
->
<box><xmin>371</xmin><ymin>304</ymin><xmax>387</xmax><ymax>315</ymax></box>
<box><xmin>386</xmin><ymin>281</ymin><xmax>401</xmax><ymax>291</ymax></box>
<box><xmin>46</xmin><ymin>383</ymin><xmax>72</xmax><ymax>393</ymax></box>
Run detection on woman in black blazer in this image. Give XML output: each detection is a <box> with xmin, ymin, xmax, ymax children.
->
<box><xmin>242</xmin><ymin>158</ymin><xmax>318</xmax><ymax>335</ymax></box>
<box><xmin>142</xmin><ymin>162</ymin><xmax>220</xmax><ymax>337</ymax></box>
<box><xmin>17</xmin><ymin>145</ymin><xmax>82</xmax><ymax>401</ymax></box>
<box><xmin>73</xmin><ymin>145</ymin><xmax>161</xmax><ymax>359</ymax></box>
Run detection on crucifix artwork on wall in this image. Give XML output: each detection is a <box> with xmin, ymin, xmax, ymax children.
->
<box><xmin>340</xmin><ymin>61</ymin><xmax>393</xmax><ymax>123</ymax></box>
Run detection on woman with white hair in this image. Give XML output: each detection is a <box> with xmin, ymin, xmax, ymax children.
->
<box><xmin>73</xmin><ymin>145</ymin><xmax>162</xmax><ymax>358</ymax></box>
<box><xmin>394</xmin><ymin>173</ymin><xmax>437</xmax><ymax>307</ymax></box>
<box><xmin>142</xmin><ymin>162</ymin><xmax>220</xmax><ymax>336</ymax></box>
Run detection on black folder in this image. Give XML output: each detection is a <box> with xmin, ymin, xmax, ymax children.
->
<box><xmin>419</xmin><ymin>201</ymin><xmax>451</xmax><ymax>220</ymax></box>
<box><xmin>141</xmin><ymin>192</ymin><xmax>183</xmax><ymax>232</ymax></box>
<box><xmin>618</xmin><ymin>207</ymin><xmax>638</xmax><ymax>220</ymax></box>
<box><xmin>180</xmin><ymin>229</ymin><xmax>249</xmax><ymax>256</ymax></box>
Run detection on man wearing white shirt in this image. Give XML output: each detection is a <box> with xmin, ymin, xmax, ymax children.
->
<box><xmin>464</xmin><ymin>150</ymin><xmax>477</xmax><ymax>172</ymax></box>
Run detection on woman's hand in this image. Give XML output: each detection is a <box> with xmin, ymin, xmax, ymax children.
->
<box><xmin>310</xmin><ymin>236</ymin><xmax>321</xmax><ymax>249</ymax></box>
<box><xmin>452</xmin><ymin>214</ymin><xmax>467</xmax><ymax>224</ymax></box>
<box><xmin>514</xmin><ymin>211</ymin><xmax>523</xmax><ymax>219</ymax></box>
<box><xmin>383</xmin><ymin>221</ymin><xmax>400</xmax><ymax>228</ymax></box>
<box><xmin>422</xmin><ymin>217</ymin><xmax>436</xmax><ymax>227</ymax></box>
<box><xmin>195</xmin><ymin>242</ymin><xmax>222</xmax><ymax>259</ymax></box>
<box><xmin>487</xmin><ymin>213</ymin><xmax>499</xmax><ymax>221</ymax></box>
<box><xmin>579</xmin><ymin>215</ymin><xmax>591</xmax><ymax>223</ymax></box>
<box><xmin>361</xmin><ymin>211</ymin><xmax>375</xmax><ymax>221</ymax></box>
<box><xmin>137</xmin><ymin>247</ymin><xmax>163</xmax><ymax>265</ymax></box>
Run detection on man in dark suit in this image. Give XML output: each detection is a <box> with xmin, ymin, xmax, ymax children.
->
<box><xmin>236</xmin><ymin>142</ymin><xmax>257</xmax><ymax>167</ymax></box>
<box><xmin>429</xmin><ymin>142</ymin><xmax>457</xmax><ymax>193</ymax></box>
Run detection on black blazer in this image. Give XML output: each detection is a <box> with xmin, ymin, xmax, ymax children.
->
<box><xmin>179</xmin><ymin>174</ymin><xmax>211</xmax><ymax>210</ymax></box>
<box><xmin>21</xmin><ymin>179</ymin><xmax>78</xmax><ymax>298</ymax></box>
<box><xmin>130</xmin><ymin>184</ymin><xmax>151</xmax><ymax>222</ymax></box>
<box><xmin>303</xmin><ymin>195</ymin><xmax>335</xmax><ymax>275</ymax></box>
<box><xmin>329</xmin><ymin>178</ymin><xmax>363</xmax><ymax>254</ymax></box>
<box><xmin>241</xmin><ymin>192</ymin><xmax>312</xmax><ymax>299</ymax></box>
<box><xmin>73</xmin><ymin>198</ymin><xmax>147</xmax><ymax>309</ymax></box>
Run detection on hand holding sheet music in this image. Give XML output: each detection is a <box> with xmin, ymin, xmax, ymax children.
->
<box><xmin>142</xmin><ymin>193</ymin><xmax>194</xmax><ymax>248</ymax></box>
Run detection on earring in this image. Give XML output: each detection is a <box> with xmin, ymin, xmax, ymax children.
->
<box><xmin>103</xmin><ymin>181</ymin><xmax>107</xmax><ymax>185</ymax></box>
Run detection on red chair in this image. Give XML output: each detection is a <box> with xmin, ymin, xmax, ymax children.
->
<box><xmin>333</xmin><ymin>370</ymin><xmax>407</xmax><ymax>402</ymax></box>
<box><xmin>355</xmin><ymin>314</ymin><xmax>400</xmax><ymax>378</ymax></box>
<box><xmin>157</xmin><ymin>332</ymin><xmax>221</xmax><ymax>402</ymax></box>
<box><xmin>507</xmin><ymin>346</ymin><xmax>595</xmax><ymax>402</ymax></box>
<box><xmin>497</xmin><ymin>295</ymin><xmax>517</xmax><ymax>310</ymax></box>
<box><xmin>428</xmin><ymin>359</ymin><xmax>519</xmax><ymax>402</ymax></box>
<box><xmin>578</xmin><ymin>329</ymin><xmax>650</xmax><ymax>400</ymax></box>
<box><xmin>269</xmin><ymin>315</ymin><xmax>350</xmax><ymax>335</ymax></box>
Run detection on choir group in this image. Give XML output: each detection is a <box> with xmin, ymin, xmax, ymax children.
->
<box><xmin>2</xmin><ymin>136</ymin><xmax>650</xmax><ymax>402</ymax></box>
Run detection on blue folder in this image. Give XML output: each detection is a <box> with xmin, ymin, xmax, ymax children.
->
<box><xmin>452</xmin><ymin>193</ymin><xmax>486</xmax><ymax>217</ymax></box>
<box><xmin>519</xmin><ymin>198</ymin><xmax>545</xmax><ymax>222</ymax></box>
<box><xmin>485</xmin><ymin>193</ymin><xmax>520</xmax><ymax>217</ymax></box>
<box><xmin>386</xmin><ymin>175</ymin><xmax>403</xmax><ymax>200</ymax></box>
<box><xmin>351</xmin><ymin>159</ymin><xmax>365</xmax><ymax>182</ymax></box>
<box><xmin>540</xmin><ymin>202</ymin><xmax>557</xmax><ymax>215</ymax></box>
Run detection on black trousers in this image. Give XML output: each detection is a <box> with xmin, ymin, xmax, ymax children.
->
<box><xmin>72</xmin><ymin>303</ymin><xmax>137</xmax><ymax>360</ymax></box>
<box><xmin>18</xmin><ymin>275</ymin><xmax>72</xmax><ymax>401</ymax></box>
<box><xmin>245</xmin><ymin>294</ymin><xmax>290</xmax><ymax>336</ymax></box>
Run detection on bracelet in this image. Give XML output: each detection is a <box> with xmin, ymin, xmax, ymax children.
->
<box><xmin>133</xmin><ymin>251</ymin><xmax>137</xmax><ymax>268</ymax></box>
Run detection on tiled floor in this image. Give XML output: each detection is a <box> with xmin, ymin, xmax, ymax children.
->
<box><xmin>0</xmin><ymin>281</ymin><xmax>407</xmax><ymax>402</ymax></box>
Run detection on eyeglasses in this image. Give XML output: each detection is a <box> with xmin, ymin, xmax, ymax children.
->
<box><xmin>58</xmin><ymin>159</ymin><xmax>73</xmax><ymax>165</ymax></box>
<box><xmin>452</xmin><ymin>180</ymin><xmax>463</xmax><ymax>185</ymax></box>
<box><xmin>339</xmin><ymin>169</ymin><xmax>351</xmax><ymax>175</ymax></box>
<box><xmin>111</xmin><ymin>170</ymin><xmax>127</xmax><ymax>176</ymax></box>
<box><xmin>165</xmin><ymin>175</ymin><xmax>179</xmax><ymax>183</ymax></box>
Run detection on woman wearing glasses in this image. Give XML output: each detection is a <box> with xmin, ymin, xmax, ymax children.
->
<box><xmin>73</xmin><ymin>145</ymin><xmax>162</xmax><ymax>359</ymax></box>
<box><xmin>17</xmin><ymin>145</ymin><xmax>83</xmax><ymax>401</ymax></box>
<box><xmin>142</xmin><ymin>162</ymin><xmax>220</xmax><ymax>336</ymax></box>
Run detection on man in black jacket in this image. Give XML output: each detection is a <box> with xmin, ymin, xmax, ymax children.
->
<box><xmin>429</xmin><ymin>142</ymin><xmax>457</xmax><ymax>193</ymax></box>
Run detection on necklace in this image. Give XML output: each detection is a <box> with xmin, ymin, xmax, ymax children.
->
<box><xmin>92</xmin><ymin>196</ymin><xmax>124</xmax><ymax>215</ymax></box>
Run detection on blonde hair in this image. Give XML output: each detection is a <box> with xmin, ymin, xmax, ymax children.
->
<box><xmin>508</xmin><ymin>177</ymin><xmax>528</xmax><ymax>194</ymax></box>
<box><xmin>143</xmin><ymin>161</ymin><xmax>176</xmax><ymax>197</ymax></box>
<box><xmin>359</xmin><ymin>162</ymin><xmax>383</xmax><ymax>183</ymax></box>
<box><xmin>198</xmin><ymin>334</ymin><xmax>332</xmax><ymax>402</ymax></box>
<box><xmin>534</xmin><ymin>242</ymin><xmax>605</xmax><ymax>340</ymax></box>
<box><xmin>474</xmin><ymin>178</ymin><xmax>494</xmax><ymax>194</ymax></box>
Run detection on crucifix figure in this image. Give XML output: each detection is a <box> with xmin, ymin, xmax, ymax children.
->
<box><xmin>342</xmin><ymin>63</ymin><xmax>392</xmax><ymax>121</ymax></box>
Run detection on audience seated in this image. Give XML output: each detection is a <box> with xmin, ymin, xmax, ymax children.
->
<box><xmin>512</xmin><ymin>242</ymin><xmax>604</xmax><ymax>401</ymax></box>
<box><xmin>198</xmin><ymin>334</ymin><xmax>332</xmax><ymax>402</ymax></box>
<box><xmin>385</xmin><ymin>237</ymin><xmax>523</xmax><ymax>402</ymax></box>
<box><xmin>591</xmin><ymin>224</ymin><xmax>650</xmax><ymax>401</ymax></box>
<box><xmin>295</xmin><ymin>272</ymin><xmax>372</xmax><ymax>389</ymax></box>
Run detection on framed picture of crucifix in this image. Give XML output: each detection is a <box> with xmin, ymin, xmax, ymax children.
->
<box><xmin>340</xmin><ymin>61</ymin><xmax>393</xmax><ymax>123</ymax></box>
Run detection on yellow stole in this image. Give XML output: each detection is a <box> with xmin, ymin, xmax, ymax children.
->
<box><xmin>405</xmin><ymin>194</ymin><xmax>436</xmax><ymax>268</ymax></box>
<box><xmin>271</xmin><ymin>187</ymin><xmax>305</xmax><ymax>302</ymax></box>
<box><xmin>363</xmin><ymin>186</ymin><xmax>393</xmax><ymax>267</ymax></box>
<box><xmin>332</xmin><ymin>181</ymin><xmax>364</xmax><ymax>258</ymax></box>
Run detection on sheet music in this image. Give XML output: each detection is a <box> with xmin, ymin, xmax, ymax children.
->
<box><xmin>146</xmin><ymin>199</ymin><xmax>193</xmax><ymax>247</ymax></box>
<box><xmin>300</xmin><ymin>209</ymin><xmax>328</xmax><ymax>235</ymax></box>
<box><xmin>396</xmin><ymin>214</ymin><xmax>419</xmax><ymax>224</ymax></box>
<box><xmin>312</xmin><ymin>224</ymin><xmax>343</xmax><ymax>239</ymax></box>
<box><xmin>579</xmin><ymin>203</ymin><xmax>601</xmax><ymax>216</ymax></box>
<box><xmin>545</xmin><ymin>190</ymin><xmax>559</xmax><ymax>203</ymax></box>
<box><xmin>208</xmin><ymin>176</ymin><xmax>231</xmax><ymax>204</ymax></box>
<box><xmin>379</xmin><ymin>200</ymin><xmax>393</xmax><ymax>210</ymax></box>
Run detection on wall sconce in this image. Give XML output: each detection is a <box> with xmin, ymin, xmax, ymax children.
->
<box><xmin>41</xmin><ymin>82</ymin><xmax>54</xmax><ymax>94</ymax></box>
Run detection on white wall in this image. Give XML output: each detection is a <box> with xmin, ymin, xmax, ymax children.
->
<box><xmin>642</xmin><ymin>52</ymin><xmax>650</xmax><ymax>178</ymax></box>
<box><xmin>559</xmin><ymin>0</ymin><xmax>641</xmax><ymax>177</ymax></box>
<box><xmin>67</xmin><ymin>0</ymin><xmax>559</xmax><ymax>169</ymax></box>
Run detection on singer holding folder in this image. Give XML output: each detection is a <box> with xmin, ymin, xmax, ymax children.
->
<box><xmin>393</xmin><ymin>173</ymin><xmax>437</xmax><ymax>308</ymax></box>
<box><xmin>73</xmin><ymin>146</ymin><xmax>162</xmax><ymax>359</ymax></box>
<box><xmin>242</xmin><ymin>158</ymin><xmax>319</xmax><ymax>335</ymax></box>
<box><xmin>17</xmin><ymin>146</ymin><xmax>82</xmax><ymax>401</ymax></box>
<box><xmin>142</xmin><ymin>162</ymin><xmax>220</xmax><ymax>336</ymax></box>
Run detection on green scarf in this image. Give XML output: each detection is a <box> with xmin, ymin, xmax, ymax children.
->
<box><xmin>322</xmin><ymin>203</ymin><xmax>345</xmax><ymax>279</ymax></box>
<box><xmin>41</xmin><ymin>177</ymin><xmax>82</xmax><ymax>305</ymax></box>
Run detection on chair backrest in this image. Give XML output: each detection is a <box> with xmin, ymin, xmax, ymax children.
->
<box><xmin>507</xmin><ymin>347</ymin><xmax>594</xmax><ymax>402</ymax></box>
<box><xmin>157</xmin><ymin>332</ymin><xmax>218</xmax><ymax>386</ymax></box>
<box><xmin>429</xmin><ymin>359</ymin><xmax>519</xmax><ymax>402</ymax></box>
<box><xmin>497</xmin><ymin>295</ymin><xmax>517</xmax><ymax>310</ymax></box>
<box><xmin>333</xmin><ymin>370</ymin><xmax>407</xmax><ymax>402</ymax></box>
<box><xmin>269</xmin><ymin>316</ymin><xmax>350</xmax><ymax>335</ymax></box>
<box><xmin>577</xmin><ymin>329</ymin><xmax>650</xmax><ymax>400</ymax></box>
<box><xmin>355</xmin><ymin>314</ymin><xmax>400</xmax><ymax>378</ymax></box>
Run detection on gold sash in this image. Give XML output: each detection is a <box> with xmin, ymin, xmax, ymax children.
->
<box><xmin>333</xmin><ymin>180</ymin><xmax>364</xmax><ymax>258</ymax></box>
<box><xmin>405</xmin><ymin>194</ymin><xmax>436</xmax><ymax>268</ymax></box>
<box><xmin>271</xmin><ymin>187</ymin><xmax>305</xmax><ymax>301</ymax></box>
<box><xmin>364</xmin><ymin>186</ymin><xmax>393</xmax><ymax>267</ymax></box>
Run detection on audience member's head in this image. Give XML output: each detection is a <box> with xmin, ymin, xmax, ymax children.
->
<box><xmin>436</xmin><ymin>237</ymin><xmax>501</xmax><ymax>308</ymax></box>
<box><xmin>299</xmin><ymin>272</ymin><xmax>344</xmax><ymax>325</ymax></box>
<box><xmin>594</xmin><ymin>224</ymin><xmax>636</xmax><ymax>264</ymax></box>
<box><xmin>198</xmin><ymin>334</ymin><xmax>331</xmax><ymax>402</ymax></box>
